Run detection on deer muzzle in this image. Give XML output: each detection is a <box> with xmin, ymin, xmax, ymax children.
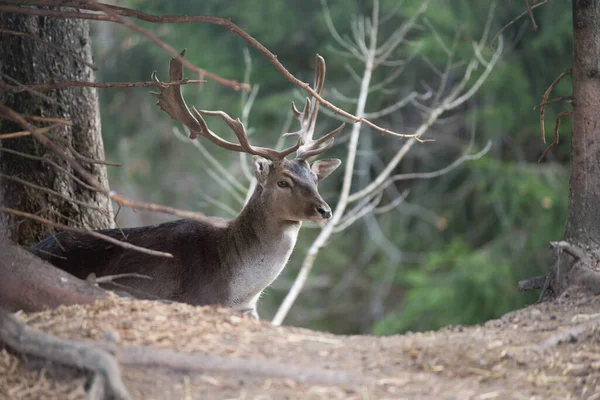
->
<box><xmin>315</xmin><ymin>205</ymin><xmax>332</xmax><ymax>219</ymax></box>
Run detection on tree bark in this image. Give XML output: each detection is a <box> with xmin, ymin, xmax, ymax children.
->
<box><xmin>566</xmin><ymin>0</ymin><xmax>600</xmax><ymax>244</ymax></box>
<box><xmin>0</xmin><ymin>236</ymin><xmax>108</xmax><ymax>312</ymax></box>
<box><xmin>550</xmin><ymin>0</ymin><xmax>600</xmax><ymax>295</ymax></box>
<box><xmin>0</xmin><ymin>10</ymin><xmax>114</xmax><ymax>246</ymax></box>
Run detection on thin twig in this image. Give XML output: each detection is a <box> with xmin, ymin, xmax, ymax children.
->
<box><xmin>0</xmin><ymin>173</ymin><xmax>110</xmax><ymax>214</ymax></box>
<box><xmin>0</xmin><ymin>124</ymin><xmax>61</xmax><ymax>140</ymax></box>
<box><xmin>66</xmin><ymin>140</ymin><xmax>121</xmax><ymax>167</ymax></box>
<box><xmin>490</xmin><ymin>0</ymin><xmax>548</xmax><ymax>49</ymax></box>
<box><xmin>108</xmin><ymin>192</ymin><xmax>216</xmax><ymax>224</ymax></box>
<box><xmin>0</xmin><ymin>207</ymin><xmax>173</xmax><ymax>258</ymax></box>
<box><xmin>3</xmin><ymin>79</ymin><xmax>205</xmax><ymax>93</ymax></box>
<box><xmin>0</xmin><ymin>147</ymin><xmax>101</xmax><ymax>192</ymax></box>
<box><xmin>538</xmin><ymin>111</ymin><xmax>572</xmax><ymax>162</ymax></box>
<box><xmin>539</xmin><ymin>69</ymin><xmax>572</xmax><ymax>143</ymax></box>
<box><xmin>533</xmin><ymin>96</ymin><xmax>573</xmax><ymax>110</ymax></box>
<box><xmin>0</xmin><ymin>73</ymin><xmax>57</xmax><ymax>104</ymax></box>
<box><xmin>0</xmin><ymin>28</ymin><xmax>99</xmax><ymax>70</ymax></box>
<box><xmin>21</xmin><ymin>115</ymin><xmax>73</xmax><ymax>125</ymax></box>
<box><xmin>386</xmin><ymin>140</ymin><xmax>492</xmax><ymax>183</ymax></box>
<box><xmin>524</xmin><ymin>0</ymin><xmax>538</xmax><ymax>31</ymax></box>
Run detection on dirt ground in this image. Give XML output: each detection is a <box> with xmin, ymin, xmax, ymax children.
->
<box><xmin>1</xmin><ymin>292</ymin><xmax>600</xmax><ymax>400</ymax></box>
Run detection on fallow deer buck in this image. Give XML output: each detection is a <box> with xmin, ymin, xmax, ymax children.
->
<box><xmin>31</xmin><ymin>51</ymin><xmax>344</xmax><ymax>319</ymax></box>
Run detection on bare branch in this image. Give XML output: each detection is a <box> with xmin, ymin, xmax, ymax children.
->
<box><xmin>0</xmin><ymin>1</ymin><xmax>428</xmax><ymax>140</ymax></box>
<box><xmin>386</xmin><ymin>140</ymin><xmax>492</xmax><ymax>184</ymax></box>
<box><xmin>0</xmin><ymin>28</ymin><xmax>98</xmax><ymax>70</ymax></box>
<box><xmin>0</xmin><ymin>73</ymin><xmax>58</xmax><ymax>104</ymax></box>
<box><xmin>273</xmin><ymin>0</ymin><xmax>381</xmax><ymax>325</ymax></box>
<box><xmin>374</xmin><ymin>189</ymin><xmax>410</xmax><ymax>214</ymax></box>
<box><xmin>0</xmin><ymin>123</ymin><xmax>61</xmax><ymax>140</ymax></box>
<box><xmin>364</xmin><ymin>91</ymin><xmax>431</xmax><ymax>119</ymax></box>
<box><xmin>3</xmin><ymin>79</ymin><xmax>205</xmax><ymax>93</ymax></box>
<box><xmin>539</xmin><ymin>69</ymin><xmax>572</xmax><ymax>144</ymax></box>
<box><xmin>524</xmin><ymin>0</ymin><xmax>539</xmax><ymax>31</ymax></box>
<box><xmin>0</xmin><ymin>103</ymin><xmax>220</xmax><ymax>224</ymax></box>
<box><xmin>0</xmin><ymin>207</ymin><xmax>173</xmax><ymax>258</ymax></box>
<box><xmin>422</xmin><ymin>17</ymin><xmax>450</xmax><ymax>55</ymax></box>
<box><xmin>533</xmin><ymin>96</ymin><xmax>573</xmax><ymax>110</ymax></box>
<box><xmin>333</xmin><ymin>192</ymin><xmax>383</xmax><ymax>233</ymax></box>
<box><xmin>0</xmin><ymin>147</ymin><xmax>101</xmax><ymax>193</ymax></box>
<box><xmin>490</xmin><ymin>0</ymin><xmax>548</xmax><ymax>49</ymax></box>
<box><xmin>0</xmin><ymin>3</ymin><xmax>248</xmax><ymax>91</ymax></box>
<box><xmin>321</xmin><ymin>0</ymin><xmax>366</xmax><ymax>60</ymax></box>
<box><xmin>348</xmin><ymin>16</ymin><xmax>501</xmax><ymax>204</ymax></box>
<box><xmin>21</xmin><ymin>115</ymin><xmax>73</xmax><ymax>125</ymax></box>
<box><xmin>66</xmin><ymin>140</ymin><xmax>122</xmax><ymax>167</ymax></box>
<box><xmin>538</xmin><ymin>111</ymin><xmax>572</xmax><ymax>162</ymax></box>
<box><xmin>0</xmin><ymin>173</ymin><xmax>110</xmax><ymax>214</ymax></box>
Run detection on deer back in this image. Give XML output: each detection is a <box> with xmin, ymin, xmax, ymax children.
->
<box><xmin>30</xmin><ymin>219</ymin><xmax>233</xmax><ymax>305</ymax></box>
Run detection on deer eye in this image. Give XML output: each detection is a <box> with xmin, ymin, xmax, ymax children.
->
<box><xmin>277</xmin><ymin>181</ymin><xmax>291</xmax><ymax>188</ymax></box>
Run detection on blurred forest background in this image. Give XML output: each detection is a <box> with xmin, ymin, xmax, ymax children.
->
<box><xmin>90</xmin><ymin>0</ymin><xmax>571</xmax><ymax>334</ymax></box>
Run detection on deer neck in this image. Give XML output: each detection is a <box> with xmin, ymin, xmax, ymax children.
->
<box><xmin>222</xmin><ymin>185</ymin><xmax>301</xmax><ymax>308</ymax></box>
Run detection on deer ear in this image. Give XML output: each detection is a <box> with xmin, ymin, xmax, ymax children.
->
<box><xmin>252</xmin><ymin>156</ymin><xmax>271</xmax><ymax>185</ymax></box>
<box><xmin>311</xmin><ymin>158</ymin><xmax>342</xmax><ymax>181</ymax></box>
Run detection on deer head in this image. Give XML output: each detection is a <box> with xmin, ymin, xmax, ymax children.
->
<box><xmin>151</xmin><ymin>50</ymin><xmax>344</xmax><ymax>222</ymax></box>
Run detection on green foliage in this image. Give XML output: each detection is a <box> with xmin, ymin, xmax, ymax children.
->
<box><xmin>374</xmin><ymin>159</ymin><xmax>568</xmax><ymax>334</ymax></box>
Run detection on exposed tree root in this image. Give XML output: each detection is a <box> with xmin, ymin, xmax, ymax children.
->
<box><xmin>1</xmin><ymin>237</ymin><xmax>368</xmax><ymax>398</ymax></box>
<box><xmin>102</xmin><ymin>342</ymin><xmax>370</xmax><ymax>386</ymax></box>
<box><xmin>550</xmin><ymin>240</ymin><xmax>590</xmax><ymax>263</ymax></box>
<box><xmin>1</xmin><ymin>308</ymin><xmax>368</xmax><ymax>400</ymax></box>
<box><xmin>0</xmin><ymin>237</ymin><xmax>108</xmax><ymax>313</ymax></box>
<box><xmin>519</xmin><ymin>240</ymin><xmax>600</xmax><ymax>301</ymax></box>
<box><xmin>0</xmin><ymin>309</ymin><xmax>132</xmax><ymax>400</ymax></box>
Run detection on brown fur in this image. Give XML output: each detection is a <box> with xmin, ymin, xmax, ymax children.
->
<box><xmin>30</xmin><ymin>158</ymin><xmax>341</xmax><ymax>318</ymax></box>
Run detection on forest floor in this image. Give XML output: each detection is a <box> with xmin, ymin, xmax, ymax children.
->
<box><xmin>1</xmin><ymin>292</ymin><xmax>600</xmax><ymax>400</ymax></box>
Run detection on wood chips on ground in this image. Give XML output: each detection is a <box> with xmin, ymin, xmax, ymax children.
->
<box><xmin>1</xmin><ymin>292</ymin><xmax>600</xmax><ymax>399</ymax></box>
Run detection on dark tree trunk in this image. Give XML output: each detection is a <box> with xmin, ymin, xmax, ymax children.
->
<box><xmin>567</xmin><ymin>0</ymin><xmax>600</xmax><ymax>243</ymax></box>
<box><xmin>0</xmin><ymin>10</ymin><xmax>113</xmax><ymax>246</ymax></box>
<box><xmin>551</xmin><ymin>0</ymin><xmax>600</xmax><ymax>294</ymax></box>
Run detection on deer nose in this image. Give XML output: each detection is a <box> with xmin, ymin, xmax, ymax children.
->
<box><xmin>316</xmin><ymin>206</ymin><xmax>332</xmax><ymax>219</ymax></box>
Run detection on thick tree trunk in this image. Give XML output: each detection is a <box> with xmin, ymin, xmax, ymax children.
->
<box><xmin>551</xmin><ymin>0</ymin><xmax>600</xmax><ymax>295</ymax></box>
<box><xmin>566</xmin><ymin>0</ymin><xmax>600</xmax><ymax>244</ymax></box>
<box><xmin>0</xmin><ymin>11</ymin><xmax>114</xmax><ymax>246</ymax></box>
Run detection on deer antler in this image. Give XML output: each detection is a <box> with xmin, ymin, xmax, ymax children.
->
<box><xmin>283</xmin><ymin>55</ymin><xmax>345</xmax><ymax>160</ymax></box>
<box><xmin>151</xmin><ymin>49</ymin><xmax>301</xmax><ymax>161</ymax></box>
